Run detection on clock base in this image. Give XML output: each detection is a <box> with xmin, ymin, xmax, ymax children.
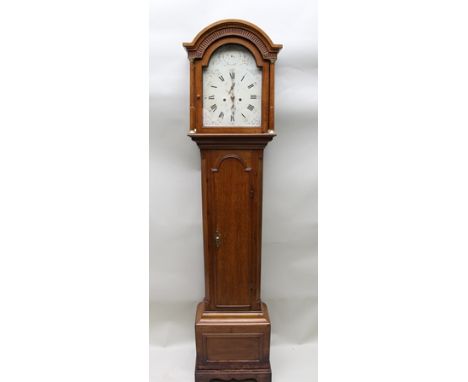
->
<box><xmin>194</xmin><ymin>302</ymin><xmax>272</xmax><ymax>382</ymax></box>
<box><xmin>195</xmin><ymin>367</ymin><xmax>272</xmax><ymax>382</ymax></box>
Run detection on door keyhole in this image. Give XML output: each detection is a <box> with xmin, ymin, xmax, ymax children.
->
<box><xmin>214</xmin><ymin>231</ymin><xmax>222</xmax><ymax>249</ymax></box>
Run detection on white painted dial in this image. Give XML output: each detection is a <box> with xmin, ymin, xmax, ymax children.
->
<box><xmin>203</xmin><ymin>44</ymin><xmax>262</xmax><ymax>127</ymax></box>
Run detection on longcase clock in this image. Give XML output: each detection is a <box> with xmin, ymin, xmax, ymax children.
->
<box><xmin>183</xmin><ymin>19</ymin><xmax>282</xmax><ymax>382</ymax></box>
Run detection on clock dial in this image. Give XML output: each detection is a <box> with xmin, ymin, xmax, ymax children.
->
<box><xmin>203</xmin><ymin>44</ymin><xmax>262</xmax><ymax>127</ymax></box>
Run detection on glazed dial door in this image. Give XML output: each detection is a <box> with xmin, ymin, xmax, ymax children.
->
<box><xmin>203</xmin><ymin>44</ymin><xmax>262</xmax><ymax>127</ymax></box>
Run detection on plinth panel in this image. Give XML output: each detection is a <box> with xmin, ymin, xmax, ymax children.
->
<box><xmin>203</xmin><ymin>333</ymin><xmax>263</xmax><ymax>363</ymax></box>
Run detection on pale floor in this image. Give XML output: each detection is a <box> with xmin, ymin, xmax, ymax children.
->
<box><xmin>149</xmin><ymin>341</ymin><xmax>317</xmax><ymax>382</ymax></box>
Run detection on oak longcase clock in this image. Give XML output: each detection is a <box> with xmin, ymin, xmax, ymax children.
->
<box><xmin>183</xmin><ymin>19</ymin><xmax>282</xmax><ymax>382</ymax></box>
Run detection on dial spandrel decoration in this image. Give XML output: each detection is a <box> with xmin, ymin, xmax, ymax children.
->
<box><xmin>203</xmin><ymin>44</ymin><xmax>262</xmax><ymax>127</ymax></box>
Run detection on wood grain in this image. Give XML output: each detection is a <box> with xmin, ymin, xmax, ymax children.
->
<box><xmin>183</xmin><ymin>19</ymin><xmax>281</xmax><ymax>134</ymax></box>
<box><xmin>184</xmin><ymin>20</ymin><xmax>281</xmax><ymax>382</ymax></box>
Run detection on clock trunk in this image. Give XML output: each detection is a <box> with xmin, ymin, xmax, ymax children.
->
<box><xmin>202</xmin><ymin>149</ymin><xmax>263</xmax><ymax>312</ymax></box>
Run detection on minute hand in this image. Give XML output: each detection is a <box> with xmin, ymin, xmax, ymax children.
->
<box><xmin>229</xmin><ymin>80</ymin><xmax>236</xmax><ymax>120</ymax></box>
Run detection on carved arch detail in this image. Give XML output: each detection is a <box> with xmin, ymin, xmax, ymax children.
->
<box><xmin>183</xmin><ymin>19</ymin><xmax>282</xmax><ymax>63</ymax></box>
<box><xmin>211</xmin><ymin>154</ymin><xmax>252</xmax><ymax>173</ymax></box>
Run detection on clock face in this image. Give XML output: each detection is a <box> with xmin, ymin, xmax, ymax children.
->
<box><xmin>203</xmin><ymin>44</ymin><xmax>262</xmax><ymax>127</ymax></box>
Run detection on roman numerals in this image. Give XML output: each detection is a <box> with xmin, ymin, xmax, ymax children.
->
<box><xmin>202</xmin><ymin>62</ymin><xmax>262</xmax><ymax>126</ymax></box>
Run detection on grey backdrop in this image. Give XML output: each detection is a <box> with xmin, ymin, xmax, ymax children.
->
<box><xmin>150</xmin><ymin>1</ymin><xmax>317</xmax><ymax>380</ymax></box>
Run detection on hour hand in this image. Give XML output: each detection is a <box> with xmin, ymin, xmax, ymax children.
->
<box><xmin>229</xmin><ymin>83</ymin><xmax>235</xmax><ymax>104</ymax></box>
